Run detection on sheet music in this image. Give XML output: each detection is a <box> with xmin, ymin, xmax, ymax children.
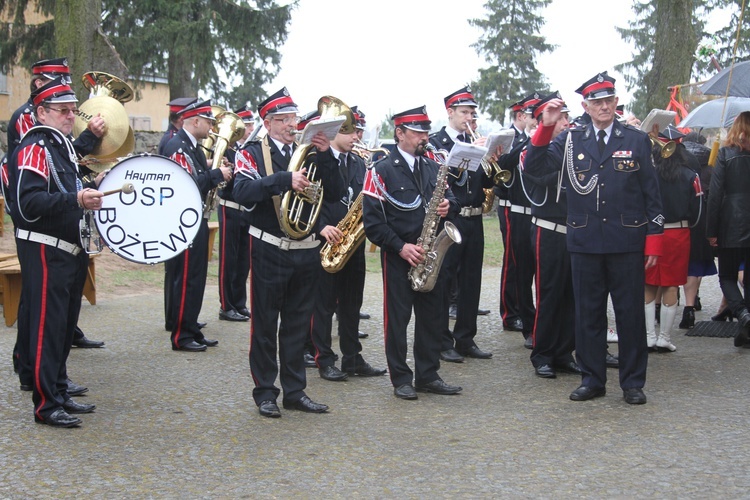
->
<box><xmin>299</xmin><ymin>116</ymin><xmax>346</xmax><ymax>144</ymax></box>
<box><xmin>640</xmin><ymin>109</ymin><xmax>677</xmax><ymax>134</ymax></box>
<box><xmin>484</xmin><ymin>129</ymin><xmax>516</xmax><ymax>158</ymax></box>
<box><xmin>445</xmin><ymin>141</ymin><xmax>488</xmax><ymax>172</ymax></box>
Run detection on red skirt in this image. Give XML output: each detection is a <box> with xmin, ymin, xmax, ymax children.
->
<box><xmin>645</xmin><ymin>227</ymin><xmax>690</xmax><ymax>287</ymax></box>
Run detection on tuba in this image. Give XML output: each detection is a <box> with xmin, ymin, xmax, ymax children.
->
<box><xmin>73</xmin><ymin>72</ymin><xmax>135</xmax><ymax>172</ymax></box>
<box><xmin>280</xmin><ymin>95</ymin><xmax>356</xmax><ymax>239</ymax></box>
<box><xmin>202</xmin><ymin>107</ymin><xmax>246</xmax><ymax>218</ymax></box>
<box><xmin>408</xmin><ymin>144</ymin><xmax>462</xmax><ymax>292</ymax></box>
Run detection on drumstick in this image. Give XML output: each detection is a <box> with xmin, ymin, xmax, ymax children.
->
<box><xmin>102</xmin><ymin>183</ymin><xmax>135</xmax><ymax>197</ymax></box>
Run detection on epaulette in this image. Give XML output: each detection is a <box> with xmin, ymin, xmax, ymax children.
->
<box><xmin>622</xmin><ymin>123</ymin><xmax>647</xmax><ymax>135</ymax></box>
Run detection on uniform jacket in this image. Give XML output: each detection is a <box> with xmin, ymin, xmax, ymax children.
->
<box><xmin>319</xmin><ymin>152</ymin><xmax>366</xmax><ymax>228</ymax></box>
<box><xmin>158</xmin><ymin>124</ymin><xmax>179</xmax><ymax>156</ymax></box>
<box><xmin>163</xmin><ymin>128</ymin><xmax>225</xmax><ymax>199</ymax></box>
<box><xmin>707</xmin><ymin>146</ymin><xmax>750</xmax><ymax>247</ymax></box>
<box><xmin>525</xmin><ymin>119</ymin><xmax>663</xmax><ymax>255</ymax></box>
<box><xmin>362</xmin><ymin>147</ymin><xmax>459</xmax><ymax>254</ymax></box>
<box><xmin>232</xmin><ymin>136</ymin><xmax>341</xmax><ymax>238</ymax></box>
<box><xmin>10</xmin><ymin>126</ymin><xmax>84</xmax><ymax>244</ymax></box>
<box><xmin>656</xmin><ymin>164</ymin><xmax>701</xmax><ymax>224</ymax></box>
<box><xmin>520</xmin><ymin>146</ymin><xmax>568</xmax><ymax>223</ymax></box>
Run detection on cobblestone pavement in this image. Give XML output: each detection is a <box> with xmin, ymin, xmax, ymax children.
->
<box><xmin>1</xmin><ymin>267</ymin><xmax>748</xmax><ymax>498</ymax></box>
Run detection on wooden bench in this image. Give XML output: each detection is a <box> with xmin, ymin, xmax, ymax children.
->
<box><xmin>0</xmin><ymin>253</ymin><xmax>99</xmax><ymax>327</ymax></box>
<box><xmin>208</xmin><ymin>221</ymin><xmax>219</xmax><ymax>261</ymax></box>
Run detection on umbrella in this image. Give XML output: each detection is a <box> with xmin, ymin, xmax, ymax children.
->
<box><xmin>678</xmin><ymin>96</ymin><xmax>750</xmax><ymax>129</ymax></box>
<box><xmin>700</xmin><ymin>60</ymin><xmax>750</xmax><ymax>97</ymax></box>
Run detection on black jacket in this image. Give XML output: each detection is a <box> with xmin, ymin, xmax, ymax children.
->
<box><xmin>707</xmin><ymin>146</ymin><xmax>750</xmax><ymax>247</ymax></box>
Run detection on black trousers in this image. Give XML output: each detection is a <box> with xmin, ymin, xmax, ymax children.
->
<box><xmin>570</xmin><ymin>251</ymin><xmax>648</xmax><ymax>390</ymax></box>
<box><xmin>529</xmin><ymin>225</ymin><xmax>575</xmax><ymax>367</ymax></box>
<box><xmin>167</xmin><ymin>218</ymin><xmax>209</xmax><ymax>347</ymax></box>
<box><xmin>310</xmin><ymin>247</ymin><xmax>365</xmax><ymax>369</ymax></box>
<box><xmin>18</xmin><ymin>239</ymin><xmax>87</xmax><ymax>420</ymax></box>
<box><xmin>381</xmin><ymin>249</ymin><xmax>444</xmax><ymax>388</ymax></box>
<box><xmin>248</xmin><ymin>238</ymin><xmax>318</xmax><ymax>405</ymax></box>
<box><xmin>497</xmin><ymin>205</ymin><xmax>521</xmax><ymax>325</ymax></box>
<box><xmin>217</xmin><ymin>204</ymin><xmax>250</xmax><ymax>314</ymax></box>
<box><xmin>441</xmin><ymin>215</ymin><xmax>484</xmax><ymax>351</ymax></box>
<box><xmin>717</xmin><ymin>246</ymin><xmax>750</xmax><ymax>317</ymax></box>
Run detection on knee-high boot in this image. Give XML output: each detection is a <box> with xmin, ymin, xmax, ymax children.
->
<box><xmin>657</xmin><ymin>303</ymin><xmax>678</xmax><ymax>352</ymax></box>
<box><xmin>645</xmin><ymin>300</ymin><xmax>657</xmax><ymax>350</ymax></box>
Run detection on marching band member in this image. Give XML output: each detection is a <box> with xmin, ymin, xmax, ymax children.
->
<box><xmin>10</xmin><ymin>78</ymin><xmax>102</xmax><ymax>426</ymax></box>
<box><xmin>163</xmin><ymin>100</ymin><xmax>231</xmax><ymax>351</ymax></box>
<box><xmin>233</xmin><ymin>88</ymin><xmax>340</xmax><ymax>418</ymax></box>
<box><xmin>362</xmin><ymin>106</ymin><xmax>462</xmax><ymax>401</ymax></box>
<box><xmin>429</xmin><ymin>86</ymin><xmax>494</xmax><ymax>363</ymax></box>
<box><xmin>215</xmin><ymin>105</ymin><xmax>255</xmax><ymax>323</ymax></box>
<box><xmin>310</xmin><ymin>117</ymin><xmax>386</xmax><ymax>381</ymax></box>
<box><xmin>525</xmin><ymin>72</ymin><xmax>663</xmax><ymax>405</ymax></box>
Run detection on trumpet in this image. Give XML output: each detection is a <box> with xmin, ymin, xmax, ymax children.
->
<box><xmin>464</xmin><ymin>121</ymin><xmax>512</xmax><ymax>184</ymax></box>
<box><xmin>352</xmin><ymin>140</ymin><xmax>390</xmax><ymax>166</ymax></box>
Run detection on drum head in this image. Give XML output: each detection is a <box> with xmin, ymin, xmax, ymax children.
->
<box><xmin>95</xmin><ymin>154</ymin><xmax>203</xmax><ymax>264</ymax></box>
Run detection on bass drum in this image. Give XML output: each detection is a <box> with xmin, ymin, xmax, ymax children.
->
<box><xmin>95</xmin><ymin>154</ymin><xmax>203</xmax><ymax>264</ymax></box>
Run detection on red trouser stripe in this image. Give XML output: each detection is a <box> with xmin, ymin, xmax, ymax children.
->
<box><xmin>33</xmin><ymin>246</ymin><xmax>48</xmax><ymax>420</ymax></box>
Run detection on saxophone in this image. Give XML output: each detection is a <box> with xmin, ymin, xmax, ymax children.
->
<box><xmin>408</xmin><ymin>144</ymin><xmax>462</xmax><ymax>292</ymax></box>
<box><xmin>320</xmin><ymin>191</ymin><xmax>366</xmax><ymax>273</ymax></box>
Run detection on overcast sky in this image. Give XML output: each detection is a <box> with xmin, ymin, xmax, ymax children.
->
<box><xmin>265</xmin><ymin>0</ymin><xmax>731</xmax><ymax>131</ymax></box>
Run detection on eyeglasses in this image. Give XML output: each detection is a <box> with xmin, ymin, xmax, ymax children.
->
<box><xmin>271</xmin><ymin>116</ymin><xmax>299</xmax><ymax>125</ymax></box>
<box><xmin>45</xmin><ymin>107</ymin><xmax>78</xmax><ymax>116</ymax></box>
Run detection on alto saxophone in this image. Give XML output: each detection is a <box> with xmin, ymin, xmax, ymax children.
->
<box><xmin>320</xmin><ymin>191</ymin><xmax>366</xmax><ymax>273</ymax></box>
<box><xmin>408</xmin><ymin>145</ymin><xmax>462</xmax><ymax>292</ymax></box>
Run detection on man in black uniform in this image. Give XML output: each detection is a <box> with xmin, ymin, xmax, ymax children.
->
<box><xmin>310</xmin><ymin>116</ymin><xmax>386</xmax><ymax>381</ymax></box>
<box><xmin>429</xmin><ymin>86</ymin><xmax>494</xmax><ymax>363</ymax></box>
<box><xmin>362</xmin><ymin>106</ymin><xmax>463</xmax><ymax>401</ymax></box>
<box><xmin>496</xmin><ymin>93</ymin><xmax>540</xmax><ymax>340</ymax></box>
<box><xmin>160</xmin><ymin>97</ymin><xmax>197</xmax><ymax>331</ymax></box>
<box><xmin>216</xmin><ymin>105</ymin><xmax>255</xmax><ymax>322</ymax></box>
<box><xmin>519</xmin><ymin>92</ymin><xmax>580</xmax><ymax>379</ymax></box>
<box><xmin>11</xmin><ymin>78</ymin><xmax>102</xmax><ymax>426</ymax></box>
<box><xmin>525</xmin><ymin>72</ymin><xmax>663</xmax><ymax>404</ymax></box>
<box><xmin>233</xmin><ymin>88</ymin><xmax>336</xmax><ymax>418</ymax></box>
<box><xmin>163</xmin><ymin>100</ymin><xmax>231</xmax><ymax>351</ymax></box>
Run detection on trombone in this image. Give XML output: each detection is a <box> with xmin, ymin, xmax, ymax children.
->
<box><xmin>464</xmin><ymin>121</ymin><xmax>511</xmax><ymax>184</ymax></box>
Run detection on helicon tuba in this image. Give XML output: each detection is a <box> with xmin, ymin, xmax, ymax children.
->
<box><xmin>73</xmin><ymin>72</ymin><xmax>135</xmax><ymax>172</ymax></box>
<box><xmin>202</xmin><ymin>107</ymin><xmax>246</xmax><ymax>218</ymax></box>
<box><xmin>280</xmin><ymin>95</ymin><xmax>356</xmax><ymax>239</ymax></box>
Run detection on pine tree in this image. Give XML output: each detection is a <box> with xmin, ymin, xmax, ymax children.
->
<box><xmin>469</xmin><ymin>0</ymin><xmax>553</xmax><ymax>123</ymax></box>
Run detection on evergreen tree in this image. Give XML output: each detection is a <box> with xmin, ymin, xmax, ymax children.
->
<box><xmin>469</xmin><ymin>0</ymin><xmax>553</xmax><ymax>123</ymax></box>
<box><xmin>705</xmin><ymin>0</ymin><xmax>750</xmax><ymax>71</ymax></box>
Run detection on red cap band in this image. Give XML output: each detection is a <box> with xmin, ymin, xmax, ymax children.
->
<box><xmin>259</xmin><ymin>95</ymin><xmax>295</xmax><ymax>119</ymax></box>
<box><xmin>33</xmin><ymin>64</ymin><xmax>70</xmax><ymax>75</ymax></box>
<box><xmin>394</xmin><ymin>113</ymin><xmax>430</xmax><ymax>127</ymax></box>
<box><xmin>445</xmin><ymin>92</ymin><xmax>475</xmax><ymax>109</ymax></box>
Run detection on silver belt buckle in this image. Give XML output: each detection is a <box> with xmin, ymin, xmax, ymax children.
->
<box><xmin>278</xmin><ymin>238</ymin><xmax>292</xmax><ymax>251</ymax></box>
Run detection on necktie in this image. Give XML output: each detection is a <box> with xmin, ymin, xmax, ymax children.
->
<box><xmin>413</xmin><ymin>157</ymin><xmax>423</xmax><ymax>193</ymax></box>
<box><xmin>456</xmin><ymin>133</ymin><xmax>466</xmax><ymax>143</ymax></box>
<box><xmin>339</xmin><ymin>153</ymin><xmax>348</xmax><ymax>182</ymax></box>
<box><xmin>597</xmin><ymin>130</ymin><xmax>607</xmax><ymax>154</ymax></box>
<box><xmin>282</xmin><ymin>144</ymin><xmax>291</xmax><ymax>157</ymax></box>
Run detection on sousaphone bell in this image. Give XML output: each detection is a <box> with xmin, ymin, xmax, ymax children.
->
<box><xmin>73</xmin><ymin>72</ymin><xmax>135</xmax><ymax>172</ymax></box>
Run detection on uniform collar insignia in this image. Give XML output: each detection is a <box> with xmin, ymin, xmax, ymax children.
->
<box><xmin>614</xmin><ymin>128</ymin><xmax>622</xmax><ymax>137</ymax></box>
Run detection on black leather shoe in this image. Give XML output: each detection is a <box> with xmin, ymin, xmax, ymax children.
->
<box><xmin>524</xmin><ymin>335</ymin><xmax>533</xmax><ymax>349</ymax></box>
<box><xmin>172</xmin><ymin>341</ymin><xmax>207</xmax><ymax>352</ymax></box>
<box><xmin>440</xmin><ymin>348</ymin><xmax>464</xmax><ymax>363</ymax></box>
<box><xmin>319</xmin><ymin>365</ymin><xmax>348</xmax><ymax>381</ymax></box>
<box><xmin>535</xmin><ymin>364</ymin><xmax>557</xmax><ymax>378</ymax></box>
<box><xmin>197</xmin><ymin>322</ymin><xmax>207</xmax><ymax>329</ymax></box>
<box><xmin>449</xmin><ymin>304</ymin><xmax>458</xmax><ymax>320</ymax></box>
<box><xmin>67</xmin><ymin>379</ymin><xmax>88</xmax><ymax>396</ymax></box>
<box><xmin>72</xmin><ymin>335</ymin><xmax>105</xmax><ymax>348</ymax></box>
<box><xmin>358</xmin><ymin>331</ymin><xmax>369</xmax><ymax>339</ymax></box>
<box><xmin>458</xmin><ymin>345</ymin><xmax>493</xmax><ymax>359</ymax></box>
<box><xmin>735</xmin><ymin>322</ymin><xmax>750</xmax><ymax>347</ymax></box>
<box><xmin>345</xmin><ymin>362</ymin><xmax>386</xmax><ymax>377</ymax></box>
<box><xmin>504</xmin><ymin>318</ymin><xmax>524</xmax><ymax>332</ymax></box>
<box><xmin>35</xmin><ymin>408</ymin><xmax>82</xmax><ymax>428</ymax></box>
<box><xmin>477</xmin><ymin>308</ymin><xmax>491</xmax><ymax>316</ymax></box>
<box><xmin>258</xmin><ymin>400</ymin><xmax>281</xmax><ymax>418</ymax></box>
<box><xmin>282</xmin><ymin>395</ymin><xmax>329</xmax><ymax>413</ymax></box>
<box><xmin>554</xmin><ymin>361</ymin><xmax>582</xmax><ymax>375</ymax></box>
<box><xmin>303</xmin><ymin>352</ymin><xmax>317</xmax><ymax>368</ymax></box>
<box><xmin>197</xmin><ymin>338</ymin><xmax>219</xmax><ymax>347</ymax></box>
<box><xmin>359</xmin><ymin>311</ymin><xmax>371</xmax><ymax>320</ymax></box>
<box><xmin>570</xmin><ymin>385</ymin><xmax>606</xmax><ymax>401</ymax></box>
<box><xmin>63</xmin><ymin>398</ymin><xmax>96</xmax><ymax>414</ymax></box>
<box><xmin>679</xmin><ymin>307</ymin><xmax>695</xmax><ymax>329</ymax></box>
<box><xmin>20</xmin><ymin>383</ymin><xmax>32</xmax><ymax>391</ymax></box>
<box><xmin>605</xmin><ymin>352</ymin><xmax>619</xmax><ymax>368</ymax></box>
<box><xmin>394</xmin><ymin>384</ymin><xmax>418</xmax><ymax>400</ymax></box>
<box><xmin>219</xmin><ymin>309</ymin><xmax>249</xmax><ymax>322</ymax></box>
<box><xmin>623</xmin><ymin>388</ymin><xmax>647</xmax><ymax>405</ymax></box>
<box><xmin>712</xmin><ymin>307</ymin><xmax>733</xmax><ymax>322</ymax></box>
<box><xmin>237</xmin><ymin>308</ymin><xmax>251</xmax><ymax>318</ymax></box>
<box><xmin>416</xmin><ymin>378</ymin><xmax>462</xmax><ymax>395</ymax></box>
